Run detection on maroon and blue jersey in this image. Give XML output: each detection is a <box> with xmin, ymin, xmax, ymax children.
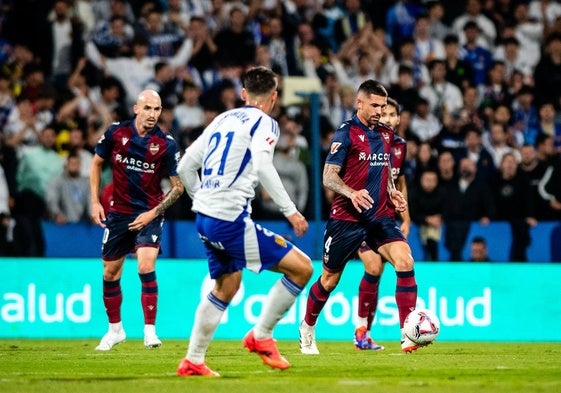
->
<box><xmin>391</xmin><ymin>134</ymin><xmax>407</xmax><ymax>180</ymax></box>
<box><xmin>326</xmin><ymin>115</ymin><xmax>396</xmax><ymax>223</ymax></box>
<box><xmin>95</xmin><ymin>119</ymin><xmax>180</xmax><ymax>215</ymax></box>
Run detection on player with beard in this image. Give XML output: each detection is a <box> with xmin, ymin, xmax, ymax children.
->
<box><xmin>298</xmin><ymin>81</ymin><xmax>419</xmax><ymax>355</ymax></box>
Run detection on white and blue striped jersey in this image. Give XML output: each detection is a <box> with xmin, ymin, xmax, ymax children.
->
<box><xmin>178</xmin><ymin>106</ymin><xmax>297</xmax><ymax>221</ymax></box>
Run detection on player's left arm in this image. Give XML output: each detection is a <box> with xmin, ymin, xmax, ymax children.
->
<box><xmin>396</xmin><ymin>175</ymin><xmax>411</xmax><ymax>237</ymax></box>
<box><xmin>129</xmin><ymin>175</ymin><xmax>184</xmax><ymax>231</ymax></box>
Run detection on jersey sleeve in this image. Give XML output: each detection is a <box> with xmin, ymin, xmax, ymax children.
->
<box><xmin>94</xmin><ymin>123</ymin><xmax>117</xmax><ymax>159</ymax></box>
<box><xmin>325</xmin><ymin>124</ymin><xmax>349</xmax><ymax>167</ymax></box>
<box><xmin>177</xmin><ymin>133</ymin><xmax>205</xmax><ymax>199</ymax></box>
<box><xmin>250</xmin><ymin>115</ymin><xmax>279</xmax><ymax>154</ymax></box>
<box><xmin>164</xmin><ymin>134</ymin><xmax>180</xmax><ymax>177</ymax></box>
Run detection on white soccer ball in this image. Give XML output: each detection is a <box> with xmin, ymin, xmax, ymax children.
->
<box><xmin>403</xmin><ymin>309</ymin><xmax>440</xmax><ymax>345</ymax></box>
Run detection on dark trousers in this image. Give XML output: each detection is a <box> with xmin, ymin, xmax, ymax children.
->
<box><xmin>444</xmin><ymin>221</ymin><xmax>471</xmax><ymax>262</ymax></box>
<box><xmin>13</xmin><ymin>190</ymin><xmax>46</xmax><ymax>257</ymax></box>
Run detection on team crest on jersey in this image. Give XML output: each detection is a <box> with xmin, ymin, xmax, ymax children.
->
<box><xmin>274</xmin><ymin>235</ymin><xmax>287</xmax><ymax>247</ymax></box>
<box><xmin>358</xmin><ymin>134</ymin><xmax>365</xmax><ymax>142</ymax></box>
<box><xmin>330</xmin><ymin>142</ymin><xmax>342</xmax><ymax>154</ymax></box>
<box><xmin>149</xmin><ymin>143</ymin><xmax>160</xmax><ymax>155</ymax></box>
<box><xmin>393</xmin><ymin>146</ymin><xmax>402</xmax><ymax>158</ymax></box>
<box><xmin>122</xmin><ymin>137</ymin><xmax>129</xmax><ymax>145</ymax></box>
<box><xmin>381</xmin><ymin>132</ymin><xmax>390</xmax><ymax>143</ymax></box>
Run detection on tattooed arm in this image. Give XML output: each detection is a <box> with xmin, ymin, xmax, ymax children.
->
<box><xmin>128</xmin><ymin>176</ymin><xmax>184</xmax><ymax>231</ymax></box>
<box><xmin>323</xmin><ymin>163</ymin><xmax>373</xmax><ymax>213</ymax></box>
<box><xmin>155</xmin><ymin>176</ymin><xmax>184</xmax><ymax>215</ymax></box>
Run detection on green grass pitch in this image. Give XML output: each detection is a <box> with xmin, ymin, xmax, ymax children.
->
<box><xmin>1</xmin><ymin>339</ymin><xmax>560</xmax><ymax>393</ymax></box>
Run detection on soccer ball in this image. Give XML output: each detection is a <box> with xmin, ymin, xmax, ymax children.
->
<box><xmin>403</xmin><ymin>309</ymin><xmax>440</xmax><ymax>345</ymax></box>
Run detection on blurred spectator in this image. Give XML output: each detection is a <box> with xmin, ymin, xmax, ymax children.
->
<box><xmin>409</xmin><ymin>169</ymin><xmax>444</xmax><ymax>261</ymax></box>
<box><xmin>163</xmin><ymin>0</ymin><xmax>192</xmax><ymax>36</ymax></box>
<box><xmin>261</xmin><ymin>15</ymin><xmax>291</xmax><ymax>76</ymax></box>
<box><xmin>511</xmin><ymin>84</ymin><xmax>540</xmax><ymax>145</ymax></box>
<box><xmin>538</xmin><ymin>154</ymin><xmax>561</xmax><ymax>215</ymax></box>
<box><xmin>13</xmin><ymin>126</ymin><xmax>63</xmax><ymax>256</ymax></box>
<box><xmin>458</xmin><ymin>20</ymin><xmax>494</xmax><ymax>87</ymax></box>
<box><xmin>20</xmin><ymin>63</ymin><xmax>46</xmax><ymax>103</ymax></box>
<box><xmin>332</xmin><ymin>0</ymin><xmax>370</xmax><ymax>52</ymax></box>
<box><xmin>412</xmin><ymin>141</ymin><xmax>438</xmax><ymax>185</ymax></box>
<box><xmin>469</xmin><ymin>236</ymin><xmax>490</xmax><ymax>262</ymax></box>
<box><xmin>46</xmin><ymin>151</ymin><xmax>91</xmax><ymax>225</ymax></box>
<box><xmin>387</xmin><ymin>64</ymin><xmax>421</xmax><ymax>113</ymax></box>
<box><xmin>85</xmin><ymin>32</ymin><xmax>192</xmax><ymax>109</ymax></box>
<box><xmin>1</xmin><ymin>43</ymin><xmax>35</xmax><ymax>98</ymax></box>
<box><xmin>255</xmin><ymin>126</ymin><xmax>309</xmax><ymax>220</ymax></box>
<box><xmin>0</xmin><ymin>159</ymin><xmax>13</xmax><ymax>255</ymax></box>
<box><xmin>437</xmin><ymin>149</ymin><xmax>458</xmax><ymax>188</ymax></box>
<box><xmin>490</xmin><ymin>103</ymin><xmax>521</xmax><ymax>148</ymax></box>
<box><xmin>528</xmin><ymin>0</ymin><xmax>561</xmax><ymax>29</ymax></box>
<box><xmin>527</xmin><ymin>101</ymin><xmax>561</xmax><ymax>153</ymax></box>
<box><xmin>91</xmin><ymin>0</ymin><xmax>136</xmax><ymax>26</ymax></box>
<box><xmin>413</xmin><ymin>13</ymin><xmax>445</xmax><ymax>65</ymax></box>
<box><xmin>385</xmin><ymin>0</ymin><xmax>425</xmax><ymax>48</ymax></box>
<box><xmin>38</xmin><ymin>0</ymin><xmax>85</xmax><ymax>91</ymax></box>
<box><xmin>443</xmin><ymin>33</ymin><xmax>475</xmax><ymax>91</ymax></box>
<box><xmin>511</xmin><ymin>2</ymin><xmax>544</xmax><ymax>71</ymax></box>
<box><xmin>90</xmin><ymin>15</ymin><xmax>135</xmax><ymax>58</ymax></box>
<box><xmin>478</xmin><ymin>60</ymin><xmax>513</xmax><ymax>115</ymax></box>
<box><xmin>409</xmin><ymin>97</ymin><xmax>442</xmax><ymax>143</ymax></box>
<box><xmin>137</xmin><ymin>9</ymin><xmax>185</xmax><ymax>58</ymax></box>
<box><xmin>534</xmin><ymin>33</ymin><xmax>561</xmax><ymax>108</ymax></box>
<box><xmin>455</xmin><ymin>123</ymin><xmax>496</xmax><ymax>183</ymax></box>
<box><xmin>426</xmin><ymin>1</ymin><xmax>451</xmax><ymax>41</ymax></box>
<box><xmin>452</xmin><ymin>0</ymin><xmax>497</xmax><ymax>50</ymax></box>
<box><xmin>173</xmin><ymin>80</ymin><xmax>204</xmax><ymax>137</ymax></box>
<box><xmin>185</xmin><ymin>16</ymin><xmax>218</xmax><ymax>91</ymax></box>
<box><xmin>531</xmin><ymin>134</ymin><xmax>561</xmax><ymax>220</ymax></box>
<box><xmin>442</xmin><ymin>157</ymin><xmax>495</xmax><ymax>261</ymax></box>
<box><xmin>453</xmin><ymin>84</ymin><xmax>486</xmax><ymax>131</ymax></box>
<box><xmin>389</xmin><ymin>37</ymin><xmax>430</xmax><ymax>88</ymax></box>
<box><xmin>483</xmin><ymin>122</ymin><xmax>521</xmax><ymax>168</ymax></box>
<box><xmin>4</xmin><ymin>95</ymin><xmax>47</xmax><ymax>158</ymax></box>
<box><xmin>179</xmin><ymin>99</ymin><xmax>225</xmax><ymax>152</ymax></box>
<box><xmin>493</xmin><ymin>37</ymin><xmax>533</xmax><ymax>82</ymax></box>
<box><xmin>420</xmin><ymin>58</ymin><xmax>464</xmax><ymax>119</ymax></box>
<box><xmin>311</xmin><ymin>0</ymin><xmax>345</xmax><ymax>53</ymax></box>
<box><xmin>0</xmin><ymin>71</ymin><xmax>14</xmax><ymax>129</ymax></box>
<box><xmin>492</xmin><ymin>152</ymin><xmax>537</xmax><ymax>262</ymax></box>
<box><xmin>331</xmin><ymin>24</ymin><xmax>394</xmax><ymax>88</ymax></box>
<box><xmin>327</xmin><ymin>84</ymin><xmax>355</xmax><ymax>137</ymax></box>
<box><xmin>214</xmin><ymin>6</ymin><xmax>255</xmax><ymax>68</ymax></box>
<box><xmin>143</xmin><ymin>61</ymin><xmax>179</xmax><ymax>107</ymax></box>
<box><xmin>433</xmin><ymin>120</ymin><xmax>465</xmax><ymax>157</ymax></box>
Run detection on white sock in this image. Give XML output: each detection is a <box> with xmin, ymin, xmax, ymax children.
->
<box><xmin>144</xmin><ymin>324</ymin><xmax>156</xmax><ymax>337</ymax></box>
<box><xmin>356</xmin><ymin>317</ymin><xmax>368</xmax><ymax>328</ymax></box>
<box><xmin>186</xmin><ymin>293</ymin><xmax>227</xmax><ymax>364</ymax></box>
<box><xmin>253</xmin><ymin>276</ymin><xmax>302</xmax><ymax>340</ymax></box>
<box><xmin>109</xmin><ymin>322</ymin><xmax>123</xmax><ymax>334</ymax></box>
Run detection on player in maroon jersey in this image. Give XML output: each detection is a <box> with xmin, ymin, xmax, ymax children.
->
<box><xmin>299</xmin><ymin>81</ymin><xmax>420</xmax><ymax>354</ymax></box>
<box><xmin>90</xmin><ymin>89</ymin><xmax>184</xmax><ymax>351</ymax></box>
<box><xmin>354</xmin><ymin>97</ymin><xmax>412</xmax><ymax>351</ymax></box>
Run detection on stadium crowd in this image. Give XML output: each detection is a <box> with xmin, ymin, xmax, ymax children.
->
<box><xmin>0</xmin><ymin>0</ymin><xmax>561</xmax><ymax>261</ymax></box>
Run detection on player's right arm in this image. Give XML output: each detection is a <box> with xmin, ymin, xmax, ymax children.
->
<box><xmin>323</xmin><ymin>163</ymin><xmax>373</xmax><ymax>213</ymax></box>
<box><xmin>177</xmin><ymin>135</ymin><xmax>205</xmax><ymax>199</ymax></box>
<box><xmin>90</xmin><ymin>154</ymin><xmax>106</xmax><ymax>227</ymax></box>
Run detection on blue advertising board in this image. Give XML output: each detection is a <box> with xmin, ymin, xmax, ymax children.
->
<box><xmin>1</xmin><ymin>258</ymin><xmax>560</xmax><ymax>342</ymax></box>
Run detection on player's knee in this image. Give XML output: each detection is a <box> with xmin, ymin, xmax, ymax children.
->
<box><xmin>394</xmin><ymin>254</ymin><xmax>414</xmax><ymax>271</ymax></box>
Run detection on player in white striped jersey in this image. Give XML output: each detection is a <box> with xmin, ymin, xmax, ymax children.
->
<box><xmin>176</xmin><ymin>66</ymin><xmax>312</xmax><ymax>377</ymax></box>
